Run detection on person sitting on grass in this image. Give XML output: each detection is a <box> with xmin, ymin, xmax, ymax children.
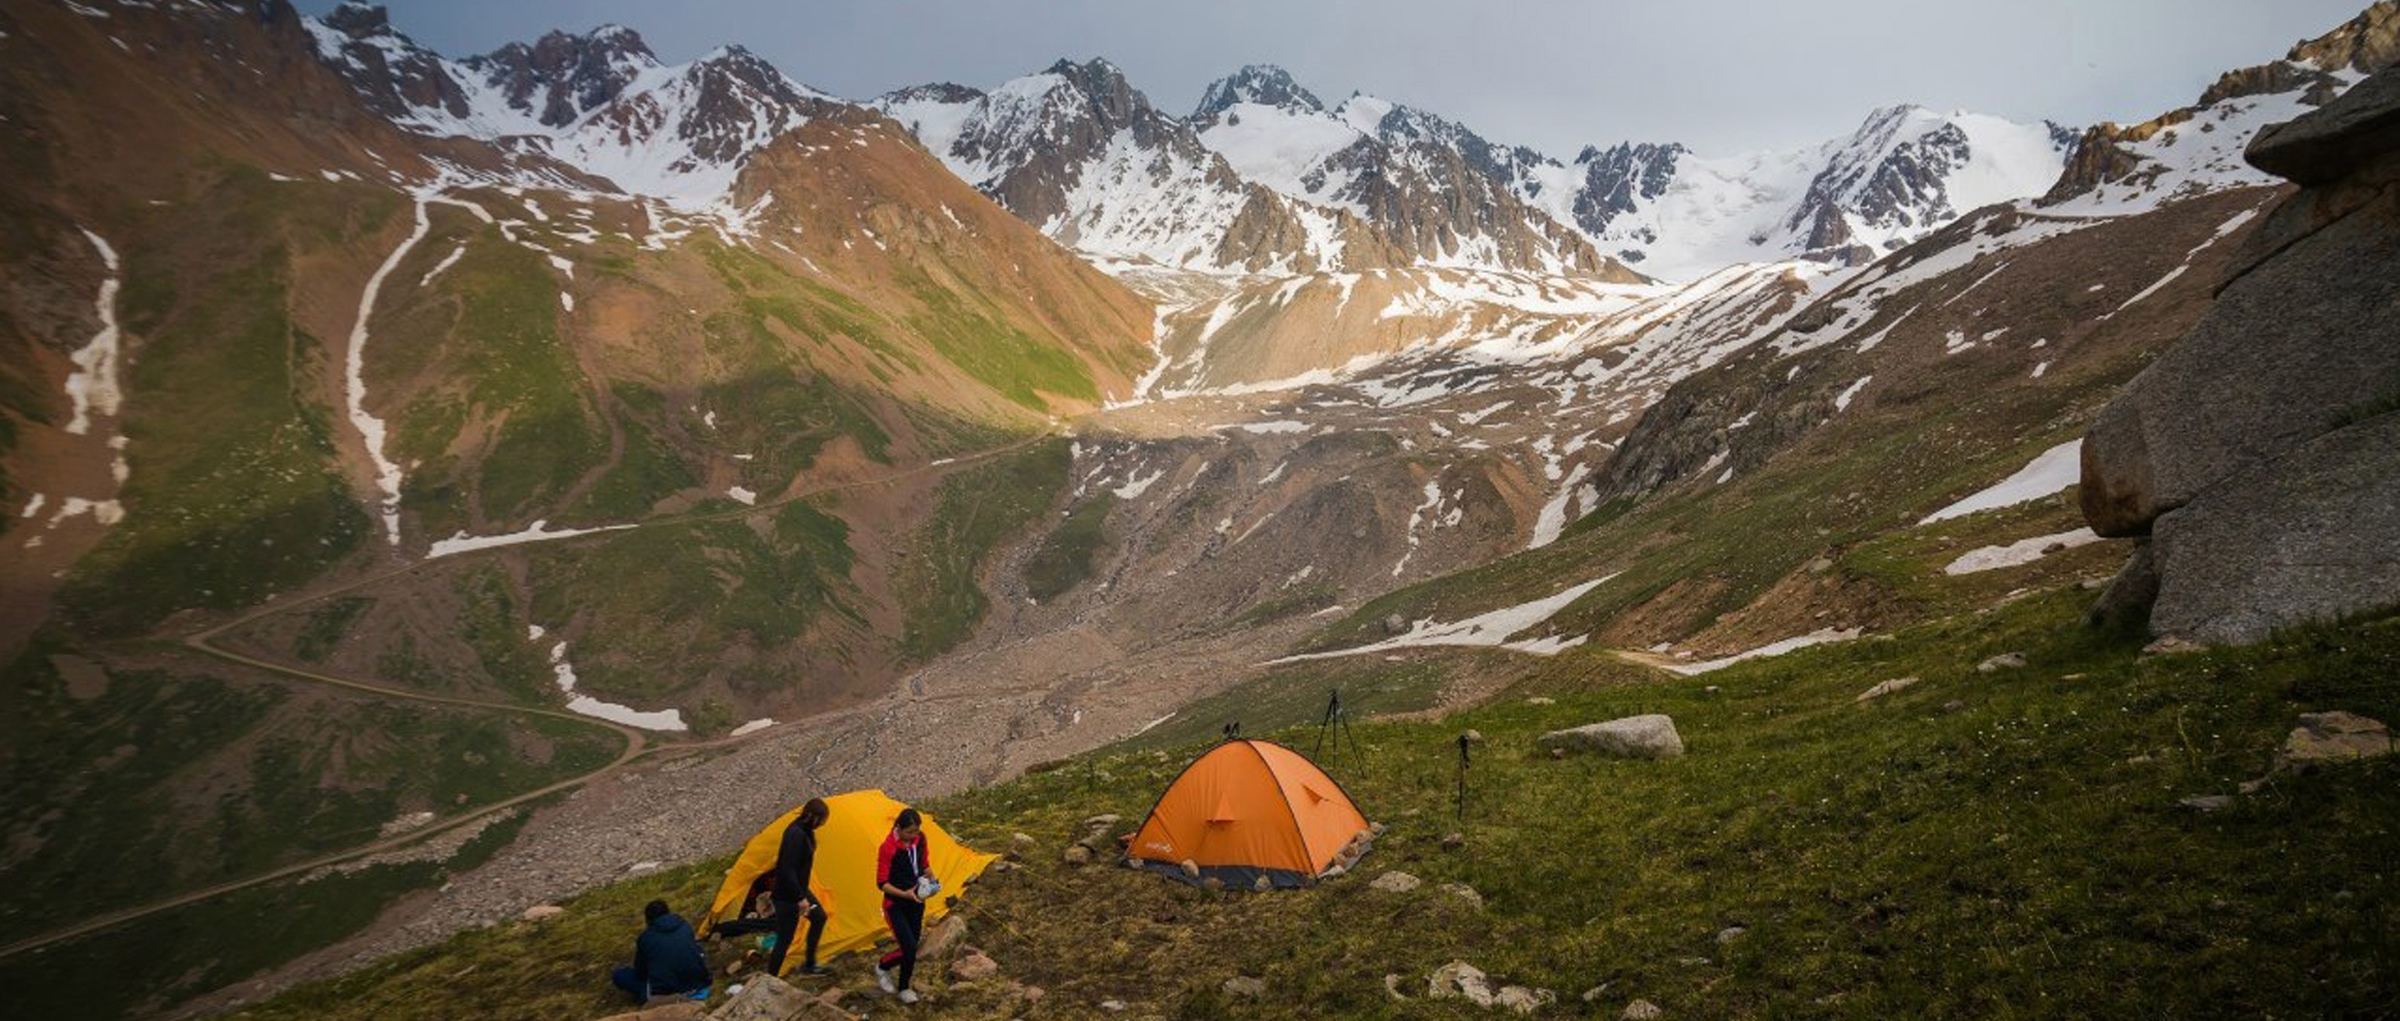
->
<box><xmin>612</xmin><ymin>899</ymin><xmax>712</xmax><ymax>1005</ymax></box>
<box><xmin>874</xmin><ymin>807</ymin><xmax>937</xmax><ymax>1005</ymax></box>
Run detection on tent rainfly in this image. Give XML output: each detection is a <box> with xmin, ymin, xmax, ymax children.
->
<box><xmin>1125</xmin><ymin>739</ymin><xmax>1372</xmax><ymax>889</ymax></box>
<box><xmin>701</xmin><ymin>790</ymin><xmax>996</xmax><ymax>972</ymax></box>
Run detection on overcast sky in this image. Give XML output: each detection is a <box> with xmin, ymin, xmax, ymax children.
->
<box><xmin>315</xmin><ymin>0</ymin><xmax>2370</xmax><ymax>155</ymax></box>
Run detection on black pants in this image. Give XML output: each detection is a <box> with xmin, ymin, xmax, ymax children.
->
<box><xmin>879</xmin><ymin>898</ymin><xmax>925</xmax><ymax>990</ymax></box>
<box><xmin>765</xmin><ymin>898</ymin><xmax>827</xmax><ymax>975</ymax></box>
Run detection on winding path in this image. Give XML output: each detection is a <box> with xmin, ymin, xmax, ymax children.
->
<box><xmin>0</xmin><ymin>430</ymin><xmax>1059</xmax><ymax>961</ymax></box>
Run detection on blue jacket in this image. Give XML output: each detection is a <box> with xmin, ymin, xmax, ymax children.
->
<box><xmin>631</xmin><ymin>912</ymin><xmax>710</xmax><ymax>999</ymax></box>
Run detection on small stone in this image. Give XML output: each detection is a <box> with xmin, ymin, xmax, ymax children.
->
<box><xmin>1063</xmin><ymin>844</ymin><xmax>1093</xmax><ymax>866</ymax></box>
<box><xmin>1441</xmin><ymin>831</ymin><xmax>1466</xmax><ymax>851</ymax></box>
<box><xmin>1462</xmin><ymin>729</ymin><xmax>1485</xmax><ymax>743</ymax></box>
<box><xmin>1854</xmin><ymin>677</ymin><xmax>1919</xmax><ymax>702</ymax></box>
<box><xmin>1550</xmin><ymin>747</ymin><xmax>1567</xmax><ymax>760</ymax></box>
<box><xmin>1383</xmin><ymin>613</ymin><xmax>1408</xmax><ymax>635</ymax></box>
<box><xmin>1716</xmin><ymin>925</ymin><xmax>1747</xmax><ymax>944</ymax></box>
<box><xmin>592</xmin><ymin>1002</ymin><xmax>706</xmax><ymax>1021</ymax></box>
<box><xmin>1010</xmin><ymin>832</ymin><xmax>1036</xmax><ymax>848</ymax></box>
<box><xmin>1020</xmin><ymin>985</ymin><xmax>1046</xmax><ymax>1003</ymax></box>
<box><xmin>1496</xmin><ymin>986</ymin><xmax>1556</xmax><ymax>1014</ymax></box>
<box><xmin>1941</xmin><ymin>700</ymin><xmax>1967</xmax><ymax>713</ymax></box>
<box><xmin>1581</xmin><ymin>985</ymin><xmax>1610</xmax><ymax>1003</ymax></box>
<box><xmin>1622</xmin><ymin>999</ymin><xmax>1664</xmax><ymax>1020</ymax></box>
<box><xmin>1253</xmin><ymin>874</ymin><xmax>1274</xmax><ymax>891</ymax></box>
<box><xmin>2179</xmin><ymin>794</ymin><xmax>2235</xmax><ymax>812</ymax></box>
<box><xmin>714</xmin><ymin>975</ymin><xmax>812</xmax><ymax>1021</ymax></box>
<box><xmin>1320</xmin><ymin>864</ymin><xmax>1347</xmax><ymax>880</ymax></box>
<box><xmin>1222</xmin><ymin>976</ymin><xmax>1266</xmax><ymax>999</ymax></box>
<box><xmin>1439</xmin><ymin>882</ymin><xmax>1484</xmax><ymax>910</ymax></box>
<box><xmin>1385</xmin><ymin>974</ymin><xmax>1412</xmax><ymax>1000</ymax></box>
<box><xmin>2277</xmin><ymin>711</ymin><xmax>2393</xmax><ymax>770</ymax></box>
<box><xmin>1179</xmin><ymin>859</ymin><xmax>1200</xmax><ymax>879</ymax></box>
<box><xmin>2142</xmin><ymin>636</ymin><xmax>2205</xmax><ymax>656</ymax></box>
<box><xmin>1100</xmin><ymin>999</ymin><xmax>1127</xmax><ymax>1012</ymax></box>
<box><xmin>1527</xmin><ymin>696</ymin><xmax>1556</xmax><ymax>705</ymax></box>
<box><xmin>1427</xmin><ymin>961</ymin><xmax>1494</xmax><ymax>1006</ymax></box>
<box><xmin>950</xmin><ymin>951</ymin><xmax>999</xmax><ymax>983</ymax></box>
<box><xmin>1977</xmin><ymin>652</ymin><xmax>2027</xmax><ymax>673</ymax></box>
<box><xmin>519</xmin><ymin>904</ymin><xmax>565</xmax><ymax>922</ymax></box>
<box><xmin>2238</xmin><ymin>777</ymin><xmax>2269</xmax><ymax>795</ymax></box>
<box><xmin>1703</xmin><ymin>686</ymin><xmax>1720</xmax><ymax>694</ymax></box>
<box><xmin>1202</xmin><ymin>876</ymin><xmax>1224</xmax><ymax>891</ymax></box>
<box><xmin>1370</xmin><ymin>870</ymin><xmax>1423</xmax><ymax>893</ymax></box>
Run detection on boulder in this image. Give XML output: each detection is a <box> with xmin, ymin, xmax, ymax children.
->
<box><xmin>1222</xmin><ymin>976</ymin><xmax>1266</xmax><ymax>999</ymax></box>
<box><xmin>1853</xmin><ymin>677</ymin><xmax>1919</xmax><ymax>702</ymax></box>
<box><xmin>713</xmin><ymin>974</ymin><xmax>811</xmax><ymax>1021</ymax></box>
<box><xmin>2247</xmin><ymin>66</ymin><xmax>2400</xmax><ymax>185</ymax></box>
<box><xmin>2078</xmin><ymin>64</ymin><xmax>2400</xmax><ymax>640</ymax></box>
<box><xmin>1427</xmin><ymin>961</ymin><xmax>1495</xmax><ymax>1006</ymax></box>
<box><xmin>2277</xmin><ymin>711</ymin><xmax>2394</xmax><ymax>770</ymax></box>
<box><xmin>1370</xmin><ymin>870</ymin><xmax>1423</xmax><ymax>893</ymax></box>
<box><xmin>2086</xmin><ymin>542</ymin><xmax>2161</xmax><ymax>628</ymax></box>
<box><xmin>1623</xmin><ymin>999</ymin><xmax>1665</xmax><ymax>1020</ymax></box>
<box><xmin>2147</xmin><ymin>415</ymin><xmax>2400</xmax><ymax>644</ymax></box>
<box><xmin>1496</xmin><ymin>986</ymin><xmax>1557</xmax><ymax>1014</ymax></box>
<box><xmin>949</xmin><ymin>950</ymin><xmax>999</xmax><ymax>983</ymax></box>
<box><xmin>1383</xmin><ymin>613</ymin><xmax>1409</xmax><ymax>635</ymax></box>
<box><xmin>1537</xmin><ymin>715</ymin><xmax>1683</xmax><ymax>759</ymax></box>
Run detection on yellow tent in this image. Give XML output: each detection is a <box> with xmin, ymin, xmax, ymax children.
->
<box><xmin>701</xmin><ymin>790</ymin><xmax>997</xmax><ymax>972</ymax></box>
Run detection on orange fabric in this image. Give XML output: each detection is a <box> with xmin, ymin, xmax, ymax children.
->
<box><xmin>1128</xmin><ymin>740</ymin><xmax>1368</xmax><ymax>876</ymax></box>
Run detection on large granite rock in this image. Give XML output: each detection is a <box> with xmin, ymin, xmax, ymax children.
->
<box><xmin>2079</xmin><ymin>64</ymin><xmax>2400</xmax><ymax>642</ymax></box>
<box><xmin>2149</xmin><ymin>414</ymin><xmax>2400</xmax><ymax>643</ymax></box>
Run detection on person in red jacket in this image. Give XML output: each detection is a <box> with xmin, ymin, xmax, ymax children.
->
<box><xmin>873</xmin><ymin>807</ymin><xmax>934</xmax><ymax>1004</ymax></box>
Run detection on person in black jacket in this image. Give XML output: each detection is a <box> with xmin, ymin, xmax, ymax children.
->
<box><xmin>611</xmin><ymin>900</ymin><xmax>712</xmax><ymax>1004</ymax></box>
<box><xmin>767</xmin><ymin>797</ymin><xmax>832</xmax><ymax>977</ymax></box>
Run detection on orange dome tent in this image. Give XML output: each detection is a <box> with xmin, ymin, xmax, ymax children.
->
<box><xmin>1126</xmin><ymin>739</ymin><xmax>1371</xmax><ymax>888</ymax></box>
<box><xmin>701</xmin><ymin>790</ymin><xmax>995</xmax><ymax>973</ymax></box>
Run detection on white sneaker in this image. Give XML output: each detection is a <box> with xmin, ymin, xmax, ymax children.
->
<box><xmin>898</xmin><ymin>989</ymin><xmax>921</xmax><ymax>1005</ymax></box>
<box><xmin>875</xmin><ymin>965</ymin><xmax>896</xmax><ymax>994</ymax></box>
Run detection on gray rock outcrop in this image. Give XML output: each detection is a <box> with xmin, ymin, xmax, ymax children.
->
<box><xmin>2079</xmin><ymin>63</ymin><xmax>2400</xmax><ymax>644</ymax></box>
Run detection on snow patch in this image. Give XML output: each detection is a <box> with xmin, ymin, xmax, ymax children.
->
<box><xmin>1944</xmin><ymin>527</ymin><xmax>2104</xmax><ymax>575</ymax></box>
<box><xmin>1920</xmin><ymin>439</ymin><xmax>2083</xmax><ymax>524</ymax></box>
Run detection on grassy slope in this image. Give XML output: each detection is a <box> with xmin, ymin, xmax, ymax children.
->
<box><xmin>897</xmin><ymin>439</ymin><xmax>1073</xmax><ymax>662</ymax></box>
<box><xmin>231</xmin><ymin>581</ymin><xmax>2400</xmax><ymax>1021</ymax></box>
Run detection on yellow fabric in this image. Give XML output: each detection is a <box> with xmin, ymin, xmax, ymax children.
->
<box><xmin>701</xmin><ymin>790</ymin><xmax>997</xmax><ymax>972</ymax></box>
<box><xmin>1129</xmin><ymin>740</ymin><xmax>1368</xmax><ymax>877</ymax></box>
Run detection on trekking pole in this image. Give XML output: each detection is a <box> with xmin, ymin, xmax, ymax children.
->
<box><xmin>1313</xmin><ymin>689</ymin><xmax>1341</xmax><ymax>763</ymax></box>
<box><xmin>1455</xmin><ymin>732</ymin><xmax>1471</xmax><ymax>821</ymax></box>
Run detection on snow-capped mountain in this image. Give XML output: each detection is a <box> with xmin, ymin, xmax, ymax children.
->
<box><xmin>872</xmin><ymin>59</ymin><xmax>1388</xmax><ymax>274</ymax></box>
<box><xmin>305</xmin><ymin>2</ymin><xmax>840</xmax><ymax>204</ymax></box>
<box><xmin>1188</xmin><ymin>65</ymin><xmax>1619</xmax><ymax>277</ymax></box>
<box><xmin>2043</xmin><ymin>0</ymin><xmax>2394</xmax><ymax>214</ymax></box>
<box><xmin>1517</xmin><ymin>107</ymin><xmax>2075</xmax><ymax>280</ymax></box>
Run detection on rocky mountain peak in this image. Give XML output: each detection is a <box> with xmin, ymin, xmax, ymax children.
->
<box><xmin>1193</xmin><ymin>64</ymin><xmax>1325</xmax><ymax>119</ymax></box>
<box><xmin>321</xmin><ymin>1</ymin><xmax>392</xmax><ymax>37</ymax></box>
<box><xmin>464</xmin><ymin>24</ymin><xmax>662</xmax><ymax>128</ymax></box>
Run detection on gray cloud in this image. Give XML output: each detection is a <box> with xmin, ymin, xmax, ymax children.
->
<box><xmin>328</xmin><ymin>0</ymin><xmax>2370</xmax><ymax>154</ymax></box>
